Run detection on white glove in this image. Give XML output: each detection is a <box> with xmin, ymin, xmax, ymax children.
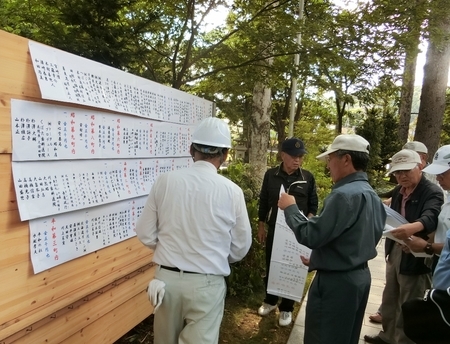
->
<box><xmin>147</xmin><ymin>279</ymin><xmax>166</xmax><ymax>314</ymax></box>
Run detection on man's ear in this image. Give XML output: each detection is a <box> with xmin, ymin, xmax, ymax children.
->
<box><xmin>222</xmin><ymin>149</ymin><xmax>229</xmax><ymax>161</ymax></box>
<box><xmin>343</xmin><ymin>153</ymin><xmax>351</xmax><ymax>165</ymax></box>
<box><xmin>189</xmin><ymin>144</ymin><xmax>195</xmax><ymax>158</ymax></box>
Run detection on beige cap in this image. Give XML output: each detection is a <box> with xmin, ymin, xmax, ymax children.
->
<box><xmin>402</xmin><ymin>141</ymin><xmax>428</xmax><ymax>154</ymax></box>
<box><xmin>316</xmin><ymin>134</ymin><xmax>370</xmax><ymax>160</ymax></box>
<box><xmin>388</xmin><ymin>149</ymin><xmax>421</xmax><ymax>174</ymax></box>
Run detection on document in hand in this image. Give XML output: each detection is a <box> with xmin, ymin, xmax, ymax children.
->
<box><xmin>266</xmin><ymin>185</ymin><xmax>311</xmax><ymax>302</ymax></box>
<box><xmin>383</xmin><ymin>204</ymin><xmax>408</xmax><ymax>228</ymax></box>
<box><xmin>382</xmin><ymin>205</ymin><xmax>432</xmax><ymax>258</ymax></box>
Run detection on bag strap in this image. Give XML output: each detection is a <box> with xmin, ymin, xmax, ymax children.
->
<box><xmin>430</xmin><ymin>289</ymin><xmax>450</xmax><ymax>327</ymax></box>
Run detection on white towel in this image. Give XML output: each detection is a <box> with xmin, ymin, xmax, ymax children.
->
<box><xmin>147</xmin><ymin>279</ymin><xmax>166</xmax><ymax>314</ymax></box>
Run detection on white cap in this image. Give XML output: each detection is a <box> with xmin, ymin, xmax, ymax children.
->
<box><xmin>402</xmin><ymin>141</ymin><xmax>428</xmax><ymax>154</ymax></box>
<box><xmin>192</xmin><ymin>117</ymin><xmax>231</xmax><ymax>148</ymax></box>
<box><xmin>388</xmin><ymin>149</ymin><xmax>421</xmax><ymax>174</ymax></box>
<box><xmin>316</xmin><ymin>134</ymin><xmax>370</xmax><ymax>160</ymax></box>
<box><xmin>422</xmin><ymin>145</ymin><xmax>450</xmax><ymax>175</ymax></box>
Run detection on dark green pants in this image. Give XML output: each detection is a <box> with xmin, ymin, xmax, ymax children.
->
<box><xmin>304</xmin><ymin>266</ymin><xmax>371</xmax><ymax>344</ymax></box>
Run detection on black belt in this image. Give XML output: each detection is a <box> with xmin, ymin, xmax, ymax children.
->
<box><xmin>160</xmin><ymin>265</ymin><xmax>199</xmax><ymax>274</ymax></box>
<box><xmin>348</xmin><ymin>262</ymin><xmax>368</xmax><ymax>271</ymax></box>
<box><xmin>317</xmin><ymin>262</ymin><xmax>368</xmax><ymax>273</ymax></box>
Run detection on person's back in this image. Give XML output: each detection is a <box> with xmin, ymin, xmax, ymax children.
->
<box><xmin>306</xmin><ymin>173</ymin><xmax>384</xmax><ymax>272</ymax></box>
<box><xmin>151</xmin><ymin>161</ymin><xmax>250</xmax><ymax>275</ymax></box>
<box><xmin>136</xmin><ymin>117</ymin><xmax>252</xmax><ymax>344</ymax></box>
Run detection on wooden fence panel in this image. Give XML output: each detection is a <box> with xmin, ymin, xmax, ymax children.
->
<box><xmin>0</xmin><ymin>29</ymin><xmax>155</xmax><ymax>343</ymax></box>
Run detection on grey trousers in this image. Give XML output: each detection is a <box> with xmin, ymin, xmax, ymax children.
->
<box><xmin>378</xmin><ymin>245</ymin><xmax>431</xmax><ymax>344</ymax></box>
<box><xmin>154</xmin><ymin>267</ymin><xmax>226</xmax><ymax>344</ymax></box>
<box><xmin>304</xmin><ymin>266</ymin><xmax>371</xmax><ymax>344</ymax></box>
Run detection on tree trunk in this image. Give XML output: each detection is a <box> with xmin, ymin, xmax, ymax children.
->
<box><xmin>249</xmin><ymin>81</ymin><xmax>272</xmax><ymax>189</ymax></box>
<box><xmin>398</xmin><ymin>48</ymin><xmax>419</xmax><ymax>143</ymax></box>
<box><xmin>398</xmin><ymin>0</ymin><xmax>426</xmax><ymax>143</ymax></box>
<box><xmin>334</xmin><ymin>96</ymin><xmax>345</xmax><ymax>134</ymax></box>
<box><xmin>415</xmin><ymin>1</ymin><xmax>450</xmax><ymax>160</ymax></box>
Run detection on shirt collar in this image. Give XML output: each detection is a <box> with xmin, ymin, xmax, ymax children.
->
<box><xmin>332</xmin><ymin>171</ymin><xmax>368</xmax><ymax>189</ymax></box>
<box><xmin>193</xmin><ymin>160</ymin><xmax>219</xmax><ymax>173</ymax></box>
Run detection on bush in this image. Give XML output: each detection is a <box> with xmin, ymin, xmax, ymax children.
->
<box><xmin>220</xmin><ymin>163</ymin><xmax>266</xmax><ymax>296</ymax></box>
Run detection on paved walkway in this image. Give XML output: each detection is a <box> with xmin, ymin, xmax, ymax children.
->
<box><xmin>287</xmin><ymin>237</ymin><xmax>386</xmax><ymax>344</ymax></box>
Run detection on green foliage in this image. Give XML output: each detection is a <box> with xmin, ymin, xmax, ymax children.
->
<box><xmin>355</xmin><ymin>107</ymin><xmax>384</xmax><ymax>172</ymax></box>
<box><xmin>355</xmin><ymin>107</ymin><xmax>402</xmax><ymax>184</ymax></box>
<box><xmin>220</xmin><ymin>162</ymin><xmax>265</xmax><ymax>296</ymax></box>
<box><xmin>293</xmin><ymin>101</ymin><xmax>335</xmax><ymax>208</ymax></box>
<box><xmin>440</xmin><ymin>89</ymin><xmax>450</xmax><ymax>145</ymax></box>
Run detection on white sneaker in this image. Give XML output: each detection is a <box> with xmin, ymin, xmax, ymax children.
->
<box><xmin>257</xmin><ymin>302</ymin><xmax>277</xmax><ymax>316</ymax></box>
<box><xmin>279</xmin><ymin>311</ymin><xmax>292</xmax><ymax>326</ymax></box>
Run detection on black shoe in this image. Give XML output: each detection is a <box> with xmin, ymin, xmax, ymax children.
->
<box><xmin>363</xmin><ymin>335</ymin><xmax>389</xmax><ymax>344</ymax></box>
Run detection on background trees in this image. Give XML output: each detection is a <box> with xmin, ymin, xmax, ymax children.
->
<box><xmin>3</xmin><ymin>0</ymin><xmax>448</xmax><ymax>167</ymax></box>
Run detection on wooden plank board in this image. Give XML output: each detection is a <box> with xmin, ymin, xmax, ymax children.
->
<box><xmin>7</xmin><ymin>266</ymin><xmax>155</xmax><ymax>344</ymax></box>
<box><xmin>0</xmin><ymin>237</ymin><xmax>153</xmax><ymax>339</ymax></box>
<box><xmin>0</xmin><ymin>29</ymin><xmax>158</xmax><ymax>343</ymax></box>
<box><xmin>0</xmin><ymin>31</ymin><xmax>42</xmax><ymax>99</ymax></box>
<box><xmin>0</xmin><ymin>154</ymin><xmax>18</xmax><ymax>213</ymax></box>
<box><xmin>64</xmin><ymin>290</ymin><xmax>153</xmax><ymax>344</ymax></box>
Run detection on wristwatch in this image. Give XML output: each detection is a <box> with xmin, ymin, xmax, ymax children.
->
<box><xmin>424</xmin><ymin>242</ymin><xmax>434</xmax><ymax>255</ymax></box>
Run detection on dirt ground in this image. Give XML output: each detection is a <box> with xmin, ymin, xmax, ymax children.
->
<box><xmin>114</xmin><ymin>294</ymin><xmax>297</xmax><ymax>344</ymax></box>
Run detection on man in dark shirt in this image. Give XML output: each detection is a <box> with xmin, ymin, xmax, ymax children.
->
<box><xmin>364</xmin><ymin>149</ymin><xmax>443</xmax><ymax>344</ymax></box>
<box><xmin>257</xmin><ymin>138</ymin><xmax>318</xmax><ymax>326</ymax></box>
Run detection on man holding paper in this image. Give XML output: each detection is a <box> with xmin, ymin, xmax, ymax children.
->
<box><xmin>257</xmin><ymin>138</ymin><xmax>318</xmax><ymax>327</ymax></box>
<box><xmin>365</xmin><ymin>149</ymin><xmax>443</xmax><ymax>344</ymax></box>
<box><xmin>278</xmin><ymin>134</ymin><xmax>386</xmax><ymax>344</ymax></box>
<box><xmin>401</xmin><ymin>144</ymin><xmax>450</xmax><ymax>343</ymax></box>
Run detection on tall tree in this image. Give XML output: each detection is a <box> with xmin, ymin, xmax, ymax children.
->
<box><xmin>303</xmin><ymin>1</ymin><xmax>402</xmax><ymax>134</ymax></box>
<box><xmin>397</xmin><ymin>0</ymin><xmax>427</xmax><ymax>143</ymax></box>
<box><xmin>415</xmin><ymin>0</ymin><xmax>450</xmax><ymax>159</ymax></box>
<box><xmin>369</xmin><ymin>0</ymin><xmax>428</xmax><ymax>143</ymax></box>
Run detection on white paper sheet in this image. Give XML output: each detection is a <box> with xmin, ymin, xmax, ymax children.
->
<box><xmin>267</xmin><ymin>186</ymin><xmax>311</xmax><ymax>302</ymax></box>
<box><xmin>383</xmin><ymin>225</ymin><xmax>432</xmax><ymax>258</ymax></box>
<box><xmin>29</xmin><ymin>196</ymin><xmax>147</xmax><ymax>274</ymax></box>
<box><xmin>11</xmin><ymin>99</ymin><xmax>194</xmax><ymax>161</ymax></box>
<box><xmin>29</xmin><ymin>41</ymin><xmax>212</xmax><ymax>124</ymax></box>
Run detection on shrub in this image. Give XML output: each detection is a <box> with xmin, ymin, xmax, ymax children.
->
<box><xmin>220</xmin><ymin>163</ymin><xmax>266</xmax><ymax>296</ymax></box>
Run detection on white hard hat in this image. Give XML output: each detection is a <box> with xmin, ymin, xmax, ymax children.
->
<box><xmin>192</xmin><ymin>117</ymin><xmax>231</xmax><ymax>148</ymax></box>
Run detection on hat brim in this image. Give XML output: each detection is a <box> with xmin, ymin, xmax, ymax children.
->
<box><xmin>316</xmin><ymin>148</ymin><xmax>339</xmax><ymax>161</ymax></box>
<box><xmin>423</xmin><ymin>163</ymin><xmax>450</xmax><ymax>175</ymax></box>
<box><xmin>388</xmin><ymin>162</ymin><xmax>418</xmax><ymax>174</ymax></box>
<box><xmin>284</xmin><ymin>149</ymin><xmax>307</xmax><ymax>156</ymax></box>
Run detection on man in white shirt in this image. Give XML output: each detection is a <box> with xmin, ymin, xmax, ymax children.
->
<box><xmin>136</xmin><ymin>117</ymin><xmax>252</xmax><ymax>344</ymax></box>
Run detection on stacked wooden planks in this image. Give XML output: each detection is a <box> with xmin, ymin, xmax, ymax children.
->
<box><xmin>0</xmin><ymin>29</ymin><xmax>155</xmax><ymax>344</ymax></box>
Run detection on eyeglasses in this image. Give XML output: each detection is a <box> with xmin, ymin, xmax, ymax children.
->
<box><xmin>392</xmin><ymin>165</ymin><xmax>418</xmax><ymax>177</ymax></box>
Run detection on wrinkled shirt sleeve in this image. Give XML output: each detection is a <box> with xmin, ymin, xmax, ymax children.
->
<box><xmin>136</xmin><ymin>182</ymin><xmax>159</xmax><ymax>250</ymax></box>
<box><xmin>284</xmin><ymin>192</ymin><xmax>355</xmax><ymax>248</ymax></box>
<box><xmin>228</xmin><ymin>189</ymin><xmax>252</xmax><ymax>263</ymax></box>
